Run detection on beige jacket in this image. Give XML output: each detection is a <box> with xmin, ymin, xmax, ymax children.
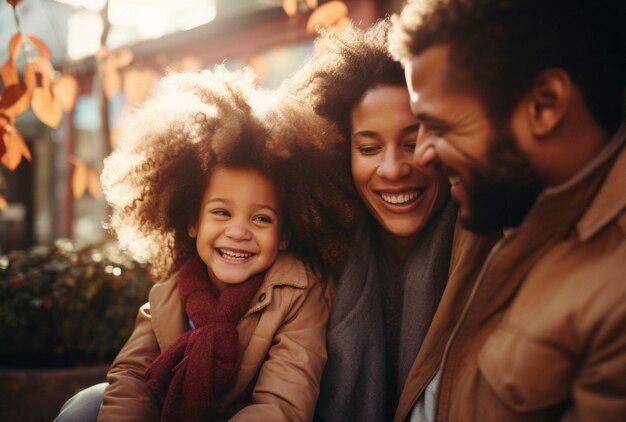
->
<box><xmin>98</xmin><ymin>253</ymin><xmax>330</xmax><ymax>422</ymax></box>
<box><xmin>396</xmin><ymin>129</ymin><xmax>626</xmax><ymax>421</ymax></box>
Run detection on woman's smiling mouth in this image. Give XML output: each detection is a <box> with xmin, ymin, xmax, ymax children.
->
<box><xmin>378</xmin><ymin>189</ymin><xmax>424</xmax><ymax>206</ymax></box>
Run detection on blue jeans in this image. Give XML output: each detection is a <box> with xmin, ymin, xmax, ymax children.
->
<box><xmin>54</xmin><ymin>382</ymin><xmax>107</xmax><ymax>422</ymax></box>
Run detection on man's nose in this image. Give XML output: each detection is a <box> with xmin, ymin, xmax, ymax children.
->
<box><xmin>413</xmin><ymin>140</ymin><xmax>438</xmax><ymax>168</ymax></box>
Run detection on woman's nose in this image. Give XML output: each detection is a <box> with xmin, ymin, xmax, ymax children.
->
<box><xmin>224</xmin><ymin>223</ymin><xmax>252</xmax><ymax>241</ymax></box>
<box><xmin>376</xmin><ymin>149</ymin><xmax>410</xmax><ymax>180</ymax></box>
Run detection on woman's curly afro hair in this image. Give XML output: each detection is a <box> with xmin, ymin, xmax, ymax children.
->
<box><xmin>102</xmin><ymin>67</ymin><xmax>359</xmax><ymax>281</ymax></box>
<box><xmin>283</xmin><ymin>19</ymin><xmax>406</xmax><ymax>138</ymax></box>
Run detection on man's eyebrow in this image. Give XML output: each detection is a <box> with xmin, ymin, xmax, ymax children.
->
<box><xmin>414</xmin><ymin>113</ymin><xmax>448</xmax><ymax>126</ymax></box>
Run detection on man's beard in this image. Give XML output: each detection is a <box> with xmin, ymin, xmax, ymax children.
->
<box><xmin>458</xmin><ymin>135</ymin><xmax>544</xmax><ymax>234</ymax></box>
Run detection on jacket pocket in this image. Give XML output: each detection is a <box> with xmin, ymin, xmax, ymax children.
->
<box><xmin>477</xmin><ymin>324</ymin><xmax>574</xmax><ymax>413</ymax></box>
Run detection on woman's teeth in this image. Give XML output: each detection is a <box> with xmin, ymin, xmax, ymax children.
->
<box><xmin>379</xmin><ymin>190</ymin><xmax>422</xmax><ymax>205</ymax></box>
<box><xmin>219</xmin><ymin>249</ymin><xmax>252</xmax><ymax>260</ymax></box>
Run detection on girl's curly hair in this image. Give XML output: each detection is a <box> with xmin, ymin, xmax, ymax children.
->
<box><xmin>102</xmin><ymin>67</ymin><xmax>359</xmax><ymax>281</ymax></box>
<box><xmin>283</xmin><ymin>19</ymin><xmax>406</xmax><ymax>138</ymax></box>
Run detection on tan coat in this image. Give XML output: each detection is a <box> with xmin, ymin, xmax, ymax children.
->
<box><xmin>98</xmin><ymin>254</ymin><xmax>330</xmax><ymax>422</ymax></box>
<box><xmin>396</xmin><ymin>133</ymin><xmax>626</xmax><ymax>421</ymax></box>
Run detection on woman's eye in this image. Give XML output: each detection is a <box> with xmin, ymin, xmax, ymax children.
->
<box><xmin>356</xmin><ymin>145</ymin><xmax>381</xmax><ymax>155</ymax></box>
<box><xmin>404</xmin><ymin>142</ymin><xmax>417</xmax><ymax>152</ymax></box>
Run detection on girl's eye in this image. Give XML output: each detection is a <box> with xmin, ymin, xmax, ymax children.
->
<box><xmin>253</xmin><ymin>215</ymin><xmax>273</xmax><ymax>224</ymax></box>
<box><xmin>404</xmin><ymin>142</ymin><xmax>417</xmax><ymax>152</ymax></box>
<box><xmin>211</xmin><ymin>209</ymin><xmax>230</xmax><ymax>217</ymax></box>
<box><xmin>356</xmin><ymin>145</ymin><xmax>381</xmax><ymax>155</ymax></box>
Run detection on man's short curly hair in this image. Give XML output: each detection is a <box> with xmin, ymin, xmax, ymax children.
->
<box><xmin>389</xmin><ymin>0</ymin><xmax>626</xmax><ymax>132</ymax></box>
<box><xmin>102</xmin><ymin>67</ymin><xmax>358</xmax><ymax>280</ymax></box>
<box><xmin>284</xmin><ymin>19</ymin><xmax>406</xmax><ymax>138</ymax></box>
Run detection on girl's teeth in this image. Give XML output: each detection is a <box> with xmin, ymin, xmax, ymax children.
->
<box><xmin>380</xmin><ymin>191</ymin><xmax>421</xmax><ymax>205</ymax></box>
<box><xmin>219</xmin><ymin>249</ymin><xmax>252</xmax><ymax>260</ymax></box>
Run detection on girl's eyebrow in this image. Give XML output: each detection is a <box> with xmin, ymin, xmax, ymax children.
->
<box><xmin>206</xmin><ymin>198</ymin><xmax>230</xmax><ymax>206</ymax></box>
<box><xmin>252</xmin><ymin>204</ymin><xmax>279</xmax><ymax>215</ymax></box>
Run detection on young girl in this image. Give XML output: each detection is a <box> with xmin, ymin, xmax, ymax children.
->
<box><xmin>95</xmin><ymin>68</ymin><xmax>357</xmax><ymax>421</ymax></box>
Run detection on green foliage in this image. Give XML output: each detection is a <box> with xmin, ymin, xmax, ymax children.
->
<box><xmin>0</xmin><ymin>239</ymin><xmax>153</xmax><ymax>368</ymax></box>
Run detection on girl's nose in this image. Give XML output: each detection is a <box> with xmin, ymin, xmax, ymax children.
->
<box><xmin>224</xmin><ymin>223</ymin><xmax>252</xmax><ymax>241</ymax></box>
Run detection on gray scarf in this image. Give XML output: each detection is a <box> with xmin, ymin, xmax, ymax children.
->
<box><xmin>316</xmin><ymin>200</ymin><xmax>457</xmax><ymax>422</ymax></box>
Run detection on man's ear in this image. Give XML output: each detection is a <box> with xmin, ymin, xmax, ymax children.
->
<box><xmin>188</xmin><ymin>224</ymin><xmax>198</xmax><ymax>238</ymax></box>
<box><xmin>524</xmin><ymin>68</ymin><xmax>572</xmax><ymax>138</ymax></box>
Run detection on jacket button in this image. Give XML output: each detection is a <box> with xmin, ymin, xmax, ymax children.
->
<box><xmin>258</xmin><ymin>293</ymin><xmax>266</xmax><ymax>303</ymax></box>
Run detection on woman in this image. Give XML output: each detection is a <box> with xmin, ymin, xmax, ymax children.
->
<box><xmin>283</xmin><ymin>20</ymin><xmax>496</xmax><ymax>421</ymax></box>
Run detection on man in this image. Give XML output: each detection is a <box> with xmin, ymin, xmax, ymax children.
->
<box><xmin>389</xmin><ymin>0</ymin><xmax>626</xmax><ymax>421</ymax></box>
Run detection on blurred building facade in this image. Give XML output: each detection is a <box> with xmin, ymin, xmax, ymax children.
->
<box><xmin>0</xmin><ymin>0</ymin><xmax>403</xmax><ymax>254</ymax></box>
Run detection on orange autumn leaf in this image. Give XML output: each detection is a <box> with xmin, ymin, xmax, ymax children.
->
<box><xmin>71</xmin><ymin>159</ymin><xmax>87</xmax><ymax>199</ymax></box>
<box><xmin>169</xmin><ymin>55</ymin><xmax>203</xmax><ymax>73</ymax></box>
<box><xmin>1</xmin><ymin>59</ymin><xmax>20</xmax><ymax>86</ymax></box>
<box><xmin>0</xmin><ymin>85</ymin><xmax>26</xmax><ymax>114</ymax></box>
<box><xmin>0</xmin><ymin>60</ymin><xmax>26</xmax><ymax>115</ymax></box>
<box><xmin>123</xmin><ymin>67</ymin><xmax>159</xmax><ymax>105</ymax></box>
<box><xmin>25</xmin><ymin>35</ymin><xmax>52</xmax><ymax>60</ymax></box>
<box><xmin>100</xmin><ymin>59</ymin><xmax>122</xmax><ymax>100</ymax></box>
<box><xmin>282</xmin><ymin>0</ymin><xmax>298</xmax><ymax>17</ymax></box>
<box><xmin>8</xmin><ymin>33</ymin><xmax>22</xmax><ymax>61</ymax></box>
<box><xmin>0</xmin><ymin>60</ymin><xmax>35</xmax><ymax>117</ymax></box>
<box><xmin>0</xmin><ymin>195</ymin><xmax>7</xmax><ymax>210</ymax></box>
<box><xmin>306</xmin><ymin>1</ymin><xmax>348</xmax><ymax>33</ymax></box>
<box><xmin>0</xmin><ymin>122</ymin><xmax>5</xmax><ymax>158</ymax></box>
<box><xmin>30</xmin><ymin>57</ymin><xmax>62</xmax><ymax>128</ymax></box>
<box><xmin>87</xmin><ymin>168</ymin><xmax>100</xmax><ymax>198</ymax></box>
<box><xmin>1</xmin><ymin>123</ymin><xmax>32</xmax><ymax>171</ymax></box>
<box><xmin>30</xmin><ymin>56</ymin><xmax>55</xmax><ymax>79</ymax></box>
<box><xmin>32</xmin><ymin>82</ymin><xmax>62</xmax><ymax>128</ymax></box>
<box><xmin>248</xmin><ymin>54</ymin><xmax>267</xmax><ymax>83</ymax></box>
<box><xmin>334</xmin><ymin>15</ymin><xmax>351</xmax><ymax>32</ymax></box>
<box><xmin>109</xmin><ymin>123</ymin><xmax>120</xmax><ymax>147</ymax></box>
<box><xmin>52</xmin><ymin>73</ymin><xmax>78</xmax><ymax>112</ymax></box>
<box><xmin>112</xmin><ymin>48</ymin><xmax>134</xmax><ymax>69</ymax></box>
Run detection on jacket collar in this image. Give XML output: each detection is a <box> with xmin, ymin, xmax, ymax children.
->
<box><xmin>150</xmin><ymin>253</ymin><xmax>308</xmax><ymax>348</ymax></box>
<box><xmin>576</xmin><ymin>123</ymin><xmax>626</xmax><ymax>240</ymax></box>
<box><xmin>242</xmin><ymin>253</ymin><xmax>309</xmax><ymax>318</ymax></box>
<box><xmin>521</xmin><ymin>121</ymin><xmax>626</xmax><ymax>243</ymax></box>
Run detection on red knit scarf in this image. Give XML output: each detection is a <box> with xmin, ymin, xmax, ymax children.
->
<box><xmin>145</xmin><ymin>255</ymin><xmax>264</xmax><ymax>422</ymax></box>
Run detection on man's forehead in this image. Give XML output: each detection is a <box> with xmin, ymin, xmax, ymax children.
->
<box><xmin>403</xmin><ymin>45</ymin><xmax>453</xmax><ymax>118</ymax></box>
<box><xmin>405</xmin><ymin>44</ymin><xmax>451</xmax><ymax>90</ymax></box>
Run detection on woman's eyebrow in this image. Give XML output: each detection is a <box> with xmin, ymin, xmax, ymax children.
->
<box><xmin>401</xmin><ymin>123</ymin><xmax>421</xmax><ymax>134</ymax></box>
<box><xmin>352</xmin><ymin>129</ymin><xmax>381</xmax><ymax>139</ymax></box>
